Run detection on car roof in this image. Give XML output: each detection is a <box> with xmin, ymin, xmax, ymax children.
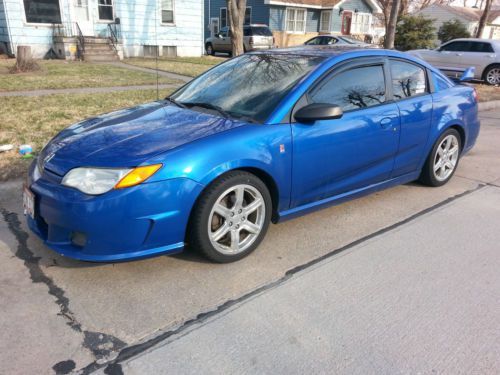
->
<box><xmin>250</xmin><ymin>45</ymin><xmax>379</xmax><ymax>57</ymax></box>
<box><xmin>445</xmin><ymin>38</ymin><xmax>500</xmax><ymax>44</ymax></box>
<box><xmin>249</xmin><ymin>46</ymin><xmax>442</xmax><ymax>73</ymax></box>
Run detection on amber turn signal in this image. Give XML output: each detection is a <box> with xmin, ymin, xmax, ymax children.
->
<box><xmin>115</xmin><ymin>164</ymin><xmax>162</xmax><ymax>189</ymax></box>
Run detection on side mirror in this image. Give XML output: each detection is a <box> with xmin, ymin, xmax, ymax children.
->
<box><xmin>294</xmin><ymin>103</ymin><xmax>343</xmax><ymax>124</ymax></box>
<box><xmin>217</xmin><ymin>33</ymin><xmax>223</xmax><ymax>39</ymax></box>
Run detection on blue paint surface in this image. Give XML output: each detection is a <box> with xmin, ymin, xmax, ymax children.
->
<box><xmin>26</xmin><ymin>47</ymin><xmax>480</xmax><ymax>261</ymax></box>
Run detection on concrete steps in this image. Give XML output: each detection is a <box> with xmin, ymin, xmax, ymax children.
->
<box><xmin>82</xmin><ymin>36</ymin><xmax>119</xmax><ymax>61</ymax></box>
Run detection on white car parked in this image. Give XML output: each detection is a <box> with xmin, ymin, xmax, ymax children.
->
<box><xmin>408</xmin><ymin>38</ymin><xmax>500</xmax><ymax>85</ymax></box>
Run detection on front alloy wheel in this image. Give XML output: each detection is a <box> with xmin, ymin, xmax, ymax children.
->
<box><xmin>189</xmin><ymin>171</ymin><xmax>271</xmax><ymax>263</ymax></box>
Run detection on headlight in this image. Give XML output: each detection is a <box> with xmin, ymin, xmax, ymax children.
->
<box><xmin>61</xmin><ymin>164</ymin><xmax>162</xmax><ymax>195</ymax></box>
<box><xmin>62</xmin><ymin>168</ymin><xmax>132</xmax><ymax>195</ymax></box>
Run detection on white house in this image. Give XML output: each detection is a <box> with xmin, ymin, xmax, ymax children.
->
<box><xmin>0</xmin><ymin>0</ymin><xmax>204</xmax><ymax>60</ymax></box>
<box><xmin>415</xmin><ymin>4</ymin><xmax>500</xmax><ymax>41</ymax></box>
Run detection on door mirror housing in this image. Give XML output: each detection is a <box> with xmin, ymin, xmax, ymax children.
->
<box><xmin>294</xmin><ymin>103</ymin><xmax>344</xmax><ymax>124</ymax></box>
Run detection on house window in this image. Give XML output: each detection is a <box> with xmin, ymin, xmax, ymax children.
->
<box><xmin>23</xmin><ymin>0</ymin><xmax>62</xmax><ymax>24</ymax></box>
<box><xmin>245</xmin><ymin>7</ymin><xmax>251</xmax><ymax>25</ymax></box>
<box><xmin>351</xmin><ymin>13</ymin><xmax>371</xmax><ymax>34</ymax></box>
<box><xmin>161</xmin><ymin>0</ymin><xmax>174</xmax><ymax>24</ymax></box>
<box><xmin>286</xmin><ymin>8</ymin><xmax>306</xmax><ymax>33</ymax></box>
<box><xmin>319</xmin><ymin>10</ymin><xmax>331</xmax><ymax>32</ymax></box>
<box><xmin>220</xmin><ymin>7</ymin><xmax>228</xmax><ymax>28</ymax></box>
<box><xmin>98</xmin><ymin>0</ymin><xmax>113</xmax><ymax>21</ymax></box>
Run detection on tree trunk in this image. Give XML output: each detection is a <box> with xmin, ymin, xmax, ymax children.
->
<box><xmin>227</xmin><ymin>0</ymin><xmax>246</xmax><ymax>57</ymax></box>
<box><xmin>476</xmin><ymin>0</ymin><xmax>492</xmax><ymax>38</ymax></box>
<box><xmin>16</xmin><ymin>46</ymin><xmax>31</xmax><ymax>68</ymax></box>
<box><xmin>384</xmin><ymin>0</ymin><xmax>401</xmax><ymax>49</ymax></box>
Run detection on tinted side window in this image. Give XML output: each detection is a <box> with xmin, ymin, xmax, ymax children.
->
<box><xmin>441</xmin><ymin>41</ymin><xmax>468</xmax><ymax>51</ymax></box>
<box><xmin>469</xmin><ymin>42</ymin><xmax>494</xmax><ymax>53</ymax></box>
<box><xmin>390</xmin><ymin>61</ymin><xmax>427</xmax><ymax>99</ymax></box>
<box><xmin>305</xmin><ymin>37</ymin><xmax>321</xmax><ymax>45</ymax></box>
<box><xmin>434</xmin><ymin>73</ymin><xmax>454</xmax><ymax>91</ymax></box>
<box><xmin>310</xmin><ymin>65</ymin><xmax>386</xmax><ymax>111</ymax></box>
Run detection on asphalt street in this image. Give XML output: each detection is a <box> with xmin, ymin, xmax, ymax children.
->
<box><xmin>0</xmin><ymin>109</ymin><xmax>499</xmax><ymax>375</ymax></box>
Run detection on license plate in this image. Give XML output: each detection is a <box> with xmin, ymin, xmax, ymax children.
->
<box><xmin>23</xmin><ymin>186</ymin><xmax>35</xmax><ymax>219</ymax></box>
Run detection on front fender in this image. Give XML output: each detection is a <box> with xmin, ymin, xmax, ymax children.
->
<box><xmin>147</xmin><ymin>124</ymin><xmax>293</xmax><ymax>212</ymax></box>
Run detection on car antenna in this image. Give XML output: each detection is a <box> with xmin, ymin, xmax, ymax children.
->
<box><xmin>154</xmin><ymin>0</ymin><xmax>159</xmax><ymax>100</ymax></box>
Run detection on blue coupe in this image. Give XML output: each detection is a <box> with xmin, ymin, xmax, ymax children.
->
<box><xmin>25</xmin><ymin>47</ymin><xmax>480</xmax><ymax>262</ymax></box>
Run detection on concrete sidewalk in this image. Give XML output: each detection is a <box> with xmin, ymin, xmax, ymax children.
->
<box><xmin>116</xmin><ymin>185</ymin><xmax>500</xmax><ymax>375</ymax></box>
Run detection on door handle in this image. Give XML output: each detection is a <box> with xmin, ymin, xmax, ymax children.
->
<box><xmin>380</xmin><ymin>117</ymin><xmax>393</xmax><ymax>128</ymax></box>
<box><xmin>456</xmin><ymin>53</ymin><xmax>463</xmax><ymax>56</ymax></box>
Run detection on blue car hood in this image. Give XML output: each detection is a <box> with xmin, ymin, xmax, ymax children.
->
<box><xmin>39</xmin><ymin>101</ymin><xmax>246</xmax><ymax>176</ymax></box>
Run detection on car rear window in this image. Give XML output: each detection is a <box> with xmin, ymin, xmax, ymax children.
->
<box><xmin>246</xmin><ymin>26</ymin><xmax>273</xmax><ymax>36</ymax></box>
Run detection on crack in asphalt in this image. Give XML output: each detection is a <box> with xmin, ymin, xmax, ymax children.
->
<box><xmin>0</xmin><ymin>209</ymin><xmax>127</xmax><ymax>374</ymax></box>
<box><xmin>74</xmin><ymin>183</ymin><xmax>487</xmax><ymax>374</ymax></box>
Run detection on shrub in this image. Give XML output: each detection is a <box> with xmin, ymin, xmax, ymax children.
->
<box><xmin>395</xmin><ymin>15</ymin><xmax>436</xmax><ymax>51</ymax></box>
<box><xmin>438</xmin><ymin>19</ymin><xmax>471</xmax><ymax>43</ymax></box>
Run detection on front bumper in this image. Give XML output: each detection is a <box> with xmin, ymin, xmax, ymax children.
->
<box><xmin>26</xmin><ymin>162</ymin><xmax>204</xmax><ymax>262</ymax></box>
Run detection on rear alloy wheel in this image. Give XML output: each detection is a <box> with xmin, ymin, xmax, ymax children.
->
<box><xmin>189</xmin><ymin>171</ymin><xmax>271</xmax><ymax>263</ymax></box>
<box><xmin>419</xmin><ymin>129</ymin><xmax>461</xmax><ymax>187</ymax></box>
<box><xmin>484</xmin><ymin>65</ymin><xmax>500</xmax><ymax>85</ymax></box>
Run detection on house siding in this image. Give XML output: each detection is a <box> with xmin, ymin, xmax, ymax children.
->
<box><xmin>331</xmin><ymin>0</ymin><xmax>372</xmax><ymax>33</ymax></box>
<box><xmin>0</xmin><ymin>0</ymin><xmax>8</xmax><ymax>51</ymax></box>
<box><xmin>3</xmin><ymin>0</ymin><xmax>203</xmax><ymax>58</ymax></box>
<box><xmin>416</xmin><ymin>5</ymin><xmax>477</xmax><ymax>38</ymax></box>
<box><xmin>97</xmin><ymin>0</ymin><xmax>203</xmax><ymax>57</ymax></box>
<box><xmin>204</xmin><ymin>0</ymin><xmax>270</xmax><ymax>38</ymax></box>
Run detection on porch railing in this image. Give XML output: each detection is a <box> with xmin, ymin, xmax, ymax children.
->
<box><xmin>106</xmin><ymin>21</ymin><xmax>121</xmax><ymax>53</ymax></box>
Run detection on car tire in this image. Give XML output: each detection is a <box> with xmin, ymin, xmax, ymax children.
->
<box><xmin>206</xmin><ymin>43</ymin><xmax>214</xmax><ymax>56</ymax></box>
<box><xmin>419</xmin><ymin>128</ymin><xmax>461</xmax><ymax>187</ymax></box>
<box><xmin>188</xmin><ymin>171</ymin><xmax>272</xmax><ymax>263</ymax></box>
<box><xmin>483</xmin><ymin>64</ymin><xmax>500</xmax><ymax>85</ymax></box>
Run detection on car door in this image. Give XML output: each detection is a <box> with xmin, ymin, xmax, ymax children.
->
<box><xmin>215</xmin><ymin>27</ymin><xmax>231</xmax><ymax>52</ymax></box>
<box><xmin>459</xmin><ymin>41</ymin><xmax>496</xmax><ymax>79</ymax></box>
<box><xmin>388</xmin><ymin>59</ymin><xmax>433</xmax><ymax>177</ymax></box>
<box><xmin>291</xmin><ymin>58</ymin><xmax>401</xmax><ymax>208</ymax></box>
<box><xmin>431</xmin><ymin>41</ymin><xmax>467</xmax><ymax>75</ymax></box>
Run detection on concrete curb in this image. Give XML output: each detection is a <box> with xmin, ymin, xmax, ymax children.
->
<box><xmin>479</xmin><ymin>100</ymin><xmax>500</xmax><ymax>112</ymax></box>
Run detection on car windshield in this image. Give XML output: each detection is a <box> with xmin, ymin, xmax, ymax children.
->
<box><xmin>171</xmin><ymin>53</ymin><xmax>324</xmax><ymax>123</ymax></box>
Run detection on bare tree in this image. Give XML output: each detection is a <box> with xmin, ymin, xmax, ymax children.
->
<box><xmin>385</xmin><ymin>0</ymin><xmax>401</xmax><ymax>48</ymax></box>
<box><xmin>226</xmin><ymin>0</ymin><xmax>247</xmax><ymax>56</ymax></box>
<box><xmin>476</xmin><ymin>0</ymin><xmax>493</xmax><ymax>37</ymax></box>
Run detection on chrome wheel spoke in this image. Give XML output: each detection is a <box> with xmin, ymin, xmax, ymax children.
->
<box><xmin>243</xmin><ymin>198</ymin><xmax>262</xmax><ymax>215</ymax></box>
<box><xmin>233</xmin><ymin>186</ymin><xmax>245</xmax><ymax>208</ymax></box>
<box><xmin>230</xmin><ymin>230</ymin><xmax>240</xmax><ymax>251</ymax></box>
<box><xmin>211</xmin><ymin>223</ymin><xmax>229</xmax><ymax>242</ymax></box>
<box><xmin>242</xmin><ymin>221</ymin><xmax>260</xmax><ymax>234</ymax></box>
<box><xmin>214</xmin><ymin>203</ymin><xmax>231</xmax><ymax>219</ymax></box>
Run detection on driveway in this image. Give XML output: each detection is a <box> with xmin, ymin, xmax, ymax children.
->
<box><xmin>1</xmin><ymin>109</ymin><xmax>499</xmax><ymax>374</ymax></box>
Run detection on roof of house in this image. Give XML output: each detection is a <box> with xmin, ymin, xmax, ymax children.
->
<box><xmin>430</xmin><ymin>4</ymin><xmax>500</xmax><ymax>24</ymax></box>
<box><xmin>263</xmin><ymin>0</ymin><xmax>382</xmax><ymax>12</ymax></box>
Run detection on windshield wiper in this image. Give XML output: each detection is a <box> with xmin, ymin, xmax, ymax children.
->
<box><xmin>183</xmin><ymin>102</ymin><xmax>232</xmax><ymax>119</ymax></box>
<box><xmin>164</xmin><ymin>97</ymin><xmax>187</xmax><ymax>109</ymax></box>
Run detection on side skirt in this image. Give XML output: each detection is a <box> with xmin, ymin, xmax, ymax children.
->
<box><xmin>276</xmin><ymin>171</ymin><xmax>421</xmax><ymax>223</ymax></box>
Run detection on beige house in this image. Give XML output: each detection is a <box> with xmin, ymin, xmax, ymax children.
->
<box><xmin>415</xmin><ymin>4</ymin><xmax>500</xmax><ymax>41</ymax></box>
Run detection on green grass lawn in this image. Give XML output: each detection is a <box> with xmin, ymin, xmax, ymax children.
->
<box><xmin>124</xmin><ymin>56</ymin><xmax>226</xmax><ymax>77</ymax></box>
<box><xmin>0</xmin><ymin>88</ymin><xmax>173</xmax><ymax>181</ymax></box>
<box><xmin>0</xmin><ymin>59</ymin><xmax>180</xmax><ymax>91</ymax></box>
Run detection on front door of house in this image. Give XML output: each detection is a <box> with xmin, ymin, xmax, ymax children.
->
<box><xmin>341</xmin><ymin>11</ymin><xmax>352</xmax><ymax>35</ymax></box>
<box><xmin>73</xmin><ymin>0</ymin><xmax>94</xmax><ymax>36</ymax></box>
